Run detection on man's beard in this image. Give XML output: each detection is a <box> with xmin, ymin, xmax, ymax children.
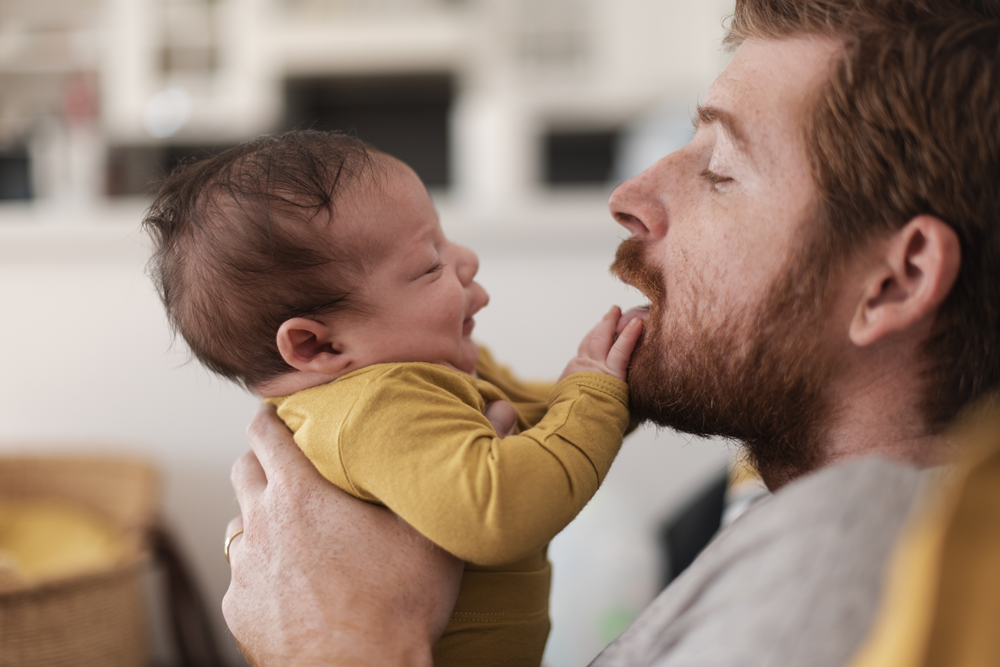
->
<box><xmin>612</xmin><ymin>234</ymin><xmax>839</xmax><ymax>488</ymax></box>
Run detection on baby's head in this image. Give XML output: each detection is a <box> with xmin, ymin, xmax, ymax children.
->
<box><xmin>144</xmin><ymin>130</ymin><xmax>489</xmax><ymax>395</ymax></box>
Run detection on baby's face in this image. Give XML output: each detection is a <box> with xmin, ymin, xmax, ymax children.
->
<box><xmin>338</xmin><ymin>157</ymin><xmax>490</xmax><ymax>375</ymax></box>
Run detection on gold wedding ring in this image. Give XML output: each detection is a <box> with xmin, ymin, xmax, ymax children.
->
<box><xmin>224</xmin><ymin>527</ymin><xmax>244</xmax><ymax>563</ymax></box>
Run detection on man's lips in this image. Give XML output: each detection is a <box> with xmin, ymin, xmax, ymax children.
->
<box><xmin>616</xmin><ymin>306</ymin><xmax>649</xmax><ymax>335</ymax></box>
<box><xmin>463</xmin><ymin>317</ymin><xmax>476</xmax><ymax>335</ymax></box>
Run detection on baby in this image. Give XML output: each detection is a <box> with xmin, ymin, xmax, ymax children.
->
<box><xmin>143</xmin><ymin>130</ymin><xmax>642</xmax><ymax>667</ymax></box>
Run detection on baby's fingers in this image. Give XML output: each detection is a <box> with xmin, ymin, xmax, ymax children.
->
<box><xmin>606</xmin><ymin>317</ymin><xmax>643</xmax><ymax>378</ymax></box>
<box><xmin>576</xmin><ymin>325</ymin><xmax>597</xmax><ymax>357</ymax></box>
<box><xmin>586</xmin><ymin>307</ymin><xmax>622</xmax><ymax>360</ymax></box>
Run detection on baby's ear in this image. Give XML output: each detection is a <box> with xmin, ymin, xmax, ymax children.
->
<box><xmin>276</xmin><ymin>317</ymin><xmax>352</xmax><ymax>375</ymax></box>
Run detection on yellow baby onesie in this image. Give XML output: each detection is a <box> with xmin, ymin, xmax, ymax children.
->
<box><xmin>268</xmin><ymin>347</ymin><xmax>630</xmax><ymax>667</ymax></box>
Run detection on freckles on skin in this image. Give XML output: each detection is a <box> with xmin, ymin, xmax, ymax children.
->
<box><xmin>693</xmin><ymin>38</ymin><xmax>836</xmax><ymax>311</ymax></box>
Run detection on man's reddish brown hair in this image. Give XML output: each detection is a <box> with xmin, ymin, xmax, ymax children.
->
<box><xmin>726</xmin><ymin>0</ymin><xmax>1000</xmax><ymax>428</ymax></box>
<box><xmin>143</xmin><ymin>131</ymin><xmax>382</xmax><ymax>389</ymax></box>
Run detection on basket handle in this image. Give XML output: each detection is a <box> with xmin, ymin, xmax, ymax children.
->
<box><xmin>149</xmin><ymin>523</ymin><xmax>227</xmax><ymax>667</ymax></box>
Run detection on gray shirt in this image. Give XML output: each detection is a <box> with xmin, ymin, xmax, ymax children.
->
<box><xmin>590</xmin><ymin>458</ymin><xmax>927</xmax><ymax>667</ymax></box>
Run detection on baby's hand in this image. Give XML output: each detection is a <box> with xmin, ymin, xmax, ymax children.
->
<box><xmin>559</xmin><ymin>306</ymin><xmax>643</xmax><ymax>382</ymax></box>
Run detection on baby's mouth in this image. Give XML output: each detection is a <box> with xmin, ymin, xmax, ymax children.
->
<box><xmin>464</xmin><ymin>293</ymin><xmax>488</xmax><ymax>336</ymax></box>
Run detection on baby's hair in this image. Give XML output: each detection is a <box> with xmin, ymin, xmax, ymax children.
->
<box><xmin>143</xmin><ymin>130</ymin><xmax>384</xmax><ymax>389</ymax></box>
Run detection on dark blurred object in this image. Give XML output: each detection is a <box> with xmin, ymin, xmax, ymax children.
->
<box><xmin>0</xmin><ymin>146</ymin><xmax>32</xmax><ymax>200</ymax></box>
<box><xmin>544</xmin><ymin>129</ymin><xmax>619</xmax><ymax>185</ymax></box>
<box><xmin>107</xmin><ymin>144</ymin><xmax>238</xmax><ymax>197</ymax></box>
<box><xmin>659</xmin><ymin>470</ymin><xmax>728</xmax><ymax>587</ymax></box>
<box><xmin>148</xmin><ymin>526</ymin><xmax>224</xmax><ymax>667</ymax></box>
<box><xmin>284</xmin><ymin>73</ymin><xmax>454</xmax><ymax>187</ymax></box>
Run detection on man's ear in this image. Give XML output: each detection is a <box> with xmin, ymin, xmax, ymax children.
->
<box><xmin>849</xmin><ymin>215</ymin><xmax>960</xmax><ymax>348</ymax></box>
<box><xmin>276</xmin><ymin>317</ymin><xmax>353</xmax><ymax>375</ymax></box>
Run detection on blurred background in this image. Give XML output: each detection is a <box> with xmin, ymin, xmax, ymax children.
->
<box><xmin>0</xmin><ymin>0</ymin><xmax>736</xmax><ymax>664</ymax></box>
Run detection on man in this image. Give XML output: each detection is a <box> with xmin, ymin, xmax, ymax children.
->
<box><xmin>222</xmin><ymin>0</ymin><xmax>1000</xmax><ymax>664</ymax></box>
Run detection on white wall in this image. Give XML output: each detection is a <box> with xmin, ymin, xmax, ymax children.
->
<box><xmin>0</xmin><ymin>200</ymin><xmax>730</xmax><ymax>666</ymax></box>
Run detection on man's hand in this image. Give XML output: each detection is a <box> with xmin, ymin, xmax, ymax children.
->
<box><xmin>222</xmin><ymin>404</ymin><xmax>463</xmax><ymax>667</ymax></box>
<box><xmin>559</xmin><ymin>305</ymin><xmax>643</xmax><ymax>382</ymax></box>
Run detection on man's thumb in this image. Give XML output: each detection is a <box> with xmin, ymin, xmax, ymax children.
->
<box><xmin>484</xmin><ymin>401</ymin><xmax>518</xmax><ymax>437</ymax></box>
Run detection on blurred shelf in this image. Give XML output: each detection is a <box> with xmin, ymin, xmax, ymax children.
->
<box><xmin>0</xmin><ymin>188</ymin><xmax>628</xmax><ymax>263</ymax></box>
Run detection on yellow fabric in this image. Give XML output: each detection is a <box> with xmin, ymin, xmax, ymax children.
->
<box><xmin>728</xmin><ymin>456</ymin><xmax>761</xmax><ymax>490</ymax></box>
<box><xmin>0</xmin><ymin>498</ymin><xmax>125</xmax><ymax>588</ymax></box>
<box><xmin>849</xmin><ymin>398</ymin><xmax>1000</xmax><ymax>667</ymax></box>
<box><xmin>268</xmin><ymin>347</ymin><xmax>630</xmax><ymax>667</ymax></box>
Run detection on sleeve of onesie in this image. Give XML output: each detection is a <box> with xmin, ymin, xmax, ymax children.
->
<box><xmin>339</xmin><ymin>366</ymin><xmax>630</xmax><ymax>566</ymax></box>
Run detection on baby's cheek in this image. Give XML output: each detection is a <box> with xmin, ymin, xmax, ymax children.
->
<box><xmin>445</xmin><ymin>291</ymin><xmax>467</xmax><ymax>321</ymax></box>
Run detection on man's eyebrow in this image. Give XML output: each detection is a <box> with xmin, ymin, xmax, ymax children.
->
<box><xmin>694</xmin><ymin>104</ymin><xmax>750</xmax><ymax>157</ymax></box>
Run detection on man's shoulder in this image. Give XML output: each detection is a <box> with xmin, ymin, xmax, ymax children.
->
<box><xmin>732</xmin><ymin>456</ymin><xmax>927</xmax><ymax>536</ymax></box>
<box><xmin>592</xmin><ymin>458</ymin><xmax>930</xmax><ymax>667</ymax></box>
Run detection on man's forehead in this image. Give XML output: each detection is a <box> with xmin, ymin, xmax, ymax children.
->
<box><xmin>695</xmin><ymin>104</ymin><xmax>750</xmax><ymax>160</ymax></box>
<box><xmin>711</xmin><ymin>36</ymin><xmax>841</xmax><ymax>99</ymax></box>
<box><xmin>701</xmin><ymin>36</ymin><xmax>841</xmax><ymax>160</ymax></box>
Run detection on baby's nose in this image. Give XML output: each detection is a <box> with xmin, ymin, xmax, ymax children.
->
<box><xmin>457</xmin><ymin>246</ymin><xmax>479</xmax><ymax>284</ymax></box>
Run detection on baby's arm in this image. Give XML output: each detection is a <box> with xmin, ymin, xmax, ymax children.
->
<box><xmin>479</xmin><ymin>306</ymin><xmax>642</xmax><ymax>400</ymax></box>
<box><xmin>341</xmin><ymin>308</ymin><xmax>642</xmax><ymax>566</ymax></box>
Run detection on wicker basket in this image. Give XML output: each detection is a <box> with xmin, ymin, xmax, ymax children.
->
<box><xmin>0</xmin><ymin>456</ymin><xmax>157</xmax><ymax>667</ymax></box>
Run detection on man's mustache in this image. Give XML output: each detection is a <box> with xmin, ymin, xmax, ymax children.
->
<box><xmin>611</xmin><ymin>237</ymin><xmax>666</xmax><ymax>306</ymax></box>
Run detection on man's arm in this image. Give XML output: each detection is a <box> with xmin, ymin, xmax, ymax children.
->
<box><xmin>222</xmin><ymin>403</ymin><xmax>463</xmax><ymax>667</ymax></box>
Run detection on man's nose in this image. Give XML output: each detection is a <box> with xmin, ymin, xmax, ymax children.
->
<box><xmin>608</xmin><ymin>159</ymin><xmax>670</xmax><ymax>241</ymax></box>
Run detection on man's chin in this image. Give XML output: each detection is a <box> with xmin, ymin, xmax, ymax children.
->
<box><xmin>623</xmin><ymin>315</ymin><xmax>831</xmax><ymax>487</ymax></box>
<box><xmin>613</xmin><ymin>225</ymin><xmax>837</xmax><ymax>486</ymax></box>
